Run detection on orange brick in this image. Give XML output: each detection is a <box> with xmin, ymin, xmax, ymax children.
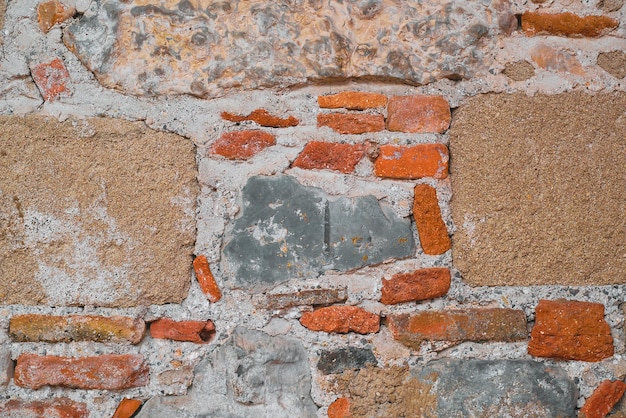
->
<box><xmin>374</xmin><ymin>144</ymin><xmax>449</xmax><ymax>180</ymax></box>
<box><xmin>37</xmin><ymin>0</ymin><xmax>75</xmax><ymax>33</ymax></box>
<box><xmin>328</xmin><ymin>397</ymin><xmax>351</xmax><ymax>418</ymax></box>
<box><xmin>580</xmin><ymin>380</ymin><xmax>626</xmax><ymax>418</ymax></box>
<box><xmin>221</xmin><ymin>109</ymin><xmax>299</xmax><ymax>127</ymax></box>
<box><xmin>150</xmin><ymin>318</ymin><xmax>216</xmax><ymax>343</ymax></box>
<box><xmin>318</xmin><ymin>113</ymin><xmax>385</xmax><ymax>134</ymax></box>
<box><xmin>386</xmin><ymin>95</ymin><xmax>451</xmax><ymax>133</ymax></box>
<box><xmin>292</xmin><ymin>142</ymin><xmax>365</xmax><ymax>173</ymax></box>
<box><xmin>380</xmin><ymin>268</ymin><xmax>451</xmax><ymax>305</ymax></box>
<box><xmin>14</xmin><ymin>354</ymin><xmax>149</xmax><ymax>390</ymax></box>
<box><xmin>210</xmin><ymin>130</ymin><xmax>276</xmax><ymax>160</ymax></box>
<box><xmin>413</xmin><ymin>184</ymin><xmax>451</xmax><ymax>255</ymax></box>
<box><xmin>112</xmin><ymin>398</ymin><xmax>143</xmax><ymax>418</ymax></box>
<box><xmin>521</xmin><ymin>12</ymin><xmax>618</xmax><ymax>37</ymax></box>
<box><xmin>31</xmin><ymin>58</ymin><xmax>71</xmax><ymax>102</ymax></box>
<box><xmin>0</xmin><ymin>398</ymin><xmax>87</xmax><ymax>418</ymax></box>
<box><xmin>193</xmin><ymin>255</ymin><xmax>222</xmax><ymax>303</ymax></box>
<box><xmin>528</xmin><ymin>300</ymin><xmax>614</xmax><ymax>362</ymax></box>
<box><xmin>388</xmin><ymin>309</ymin><xmax>527</xmax><ymax>349</ymax></box>
<box><xmin>300</xmin><ymin>306</ymin><xmax>380</xmax><ymax>334</ymax></box>
<box><xmin>318</xmin><ymin>92</ymin><xmax>387</xmax><ymax>110</ymax></box>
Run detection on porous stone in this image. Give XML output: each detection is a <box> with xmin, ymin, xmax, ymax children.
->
<box><xmin>318</xmin><ymin>347</ymin><xmax>377</xmax><ymax>375</ymax></box>
<box><xmin>450</xmin><ymin>93</ymin><xmax>626</xmax><ymax>286</ymax></box>
<box><xmin>64</xmin><ymin>0</ymin><xmax>515</xmax><ymax>98</ymax></box>
<box><xmin>598</xmin><ymin>51</ymin><xmax>626</xmax><ymax>79</ymax></box>
<box><xmin>503</xmin><ymin>61</ymin><xmax>535</xmax><ymax>81</ymax></box>
<box><xmin>0</xmin><ymin>116</ymin><xmax>198</xmax><ymax>306</ymax></box>
<box><xmin>222</xmin><ymin>175</ymin><xmax>414</xmax><ymax>289</ymax></box>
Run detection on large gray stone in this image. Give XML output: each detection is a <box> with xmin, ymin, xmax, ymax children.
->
<box><xmin>222</xmin><ymin>175</ymin><xmax>413</xmax><ymax>289</ymax></box>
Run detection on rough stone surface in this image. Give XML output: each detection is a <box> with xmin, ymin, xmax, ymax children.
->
<box><xmin>221</xmin><ymin>109</ymin><xmax>299</xmax><ymax>128</ymax></box>
<box><xmin>598</xmin><ymin>51</ymin><xmax>626</xmax><ymax>79</ymax></box>
<box><xmin>0</xmin><ymin>398</ymin><xmax>88</xmax><ymax>418</ymax></box>
<box><xmin>0</xmin><ymin>349</ymin><xmax>13</xmax><ymax>386</ymax></box>
<box><xmin>136</xmin><ymin>327</ymin><xmax>317</xmax><ymax>418</ymax></box>
<box><xmin>530</xmin><ymin>44</ymin><xmax>584</xmax><ymax>75</ymax></box>
<box><xmin>223</xmin><ymin>175</ymin><xmax>413</xmax><ymax>289</ymax></box>
<box><xmin>0</xmin><ymin>0</ymin><xmax>4</xmax><ymax>44</ymax></box>
<box><xmin>292</xmin><ymin>142</ymin><xmax>365</xmax><ymax>174</ymax></box>
<box><xmin>0</xmin><ymin>116</ymin><xmax>198</xmax><ymax>306</ymax></box>
<box><xmin>380</xmin><ymin>267</ymin><xmax>451</xmax><ymax>304</ymax></box>
<box><xmin>253</xmin><ymin>288</ymin><xmax>348</xmax><ymax>310</ymax></box>
<box><xmin>599</xmin><ymin>0</ymin><xmax>625</xmax><ymax>12</ymax></box>
<box><xmin>300</xmin><ymin>306</ymin><xmax>380</xmax><ymax>334</ymax></box>
<box><xmin>503</xmin><ymin>61</ymin><xmax>535</xmax><ymax>81</ymax></box>
<box><xmin>450</xmin><ymin>93</ymin><xmax>626</xmax><ymax>286</ymax></box>
<box><xmin>318</xmin><ymin>347</ymin><xmax>377</xmax><ymax>375</ymax></box>
<box><xmin>521</xmin><ymin>12</ymin><xmax>619</xmax><ymax>37</ymax></box>
<box><xmin>37</xmin><ymin>0</ymin><xmax>75</xmax><ymax>33</ymax></box>
<box><xmin>150</xmin><ymin>319</ymin><xmax>215</xmax><ymax>344</ymax></box>
<box><xmin>581</xmin><ymin>380</ymin><xmax>626</xmax><ymax>418</ymax></box>
<box><xmin>318</xmin><ymin>92</ymin><xmax>387</xmax><ymax>110</ymax></box>
<box><xmin>64</xmin><ymin>0</ymin><xmax>515</xmax><ymax>98</ymax></box>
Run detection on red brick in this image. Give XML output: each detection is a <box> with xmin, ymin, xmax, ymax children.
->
<box><xmin>328</xmin><ymin>397</ymin><xmax>351</xmax><ymax>418</ymax></box>
<box><xmin>388</xmin><ymin>309</ymin><xmax>527</xmax><ymax>349</ymax></box>
<box><xmin>380</xmin><ymin>268</ymin><xmax>451</xmax><ymax>305</ymax></box>
<box><xmin>521</xmin><ymin>12</ymin><xmax>618</xmax><ymax>37</ymax></box>
<box><xmin>150</xmin><ymin>318</ymin><xmax>216</xmax><ymax>344</ymax></box>
<box><xmin>221</xmin><ymin>109</ymin><xmax>299</xmax><ymax>127</ymax></box>
<box><xmin>318</xmin><ymin>92</ymin><xmax>387</xmax><ymax>110</ymax></box>
<box><xmin>387</xmin><ymin>96</ymin><xmax>451</xmax><ymax>133</ymax></box>
<box><xmin>37</xmin><ymin>0</ymin><xmax>75</xmax><ymax>33</ymax></box>
<box><xmin>317</xmin><ymin>113</ymin><xmax>385</xmax><ymax>134</ymax></box>
<box><xmin>210</xmin><ymin>130</ymin><xmax>276</xmax><ymax>160</ymax></box>
<box><xmin>300</xmin><ymin>306</ymin><xmax>380</xmax><ymax>334</ymax></box>
<box><xmin>374</xmin><ymin>144</ymin><xmax>449</xmax><ymax>179</ymax></box>
<box><xmin>0</xmin><ymin>398</ymin><xmax>88</xmax><ymax>418</ymax></box>
<box><xmin>413</xmin><ymin>184</ymin><xmax>451</xmax><ymax>255</ymax></box>
<box><xmin>528</xmin><ymin>300</ymin><xmax>614</xmax><ymax>362</ymax></box>
<box><xmin>580</xmin><ymin>380</ymin><xmax>626</xmax><ymax>418</ymax></box>
<box><xmin>193</xmin><ymin>255</ymin><xmax>222</xmax><ymax>303</ymax></box>
<box><xmin>31</xmin><ymin>58</ymin><xmax>71</xmax><ymax>102</ymax></box>
<box><xmin>112</xmin><ymin>398</ymin><xmax>143</xmax><ymax>418</ymax></box>
<box><xmin>292</xmin><ymin>142</ymin><xmax>365</xmax><ymax>173</ymax></box>
<box><xmin>14</xmin><ymin>354</ymin><xmax>149</xmax><ymax>390</ymax></box>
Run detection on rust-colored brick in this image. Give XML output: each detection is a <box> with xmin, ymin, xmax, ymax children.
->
<box><xmin>317</xmin><ymin>113</ymin><xmax>385</xmax><ymax>134</ymax></box>
<box><xmin>150</xmin><ymin>318</ymin><xmax>216</xmax><ymax>344</ymax></box>
<box><xmin>112</xmin><ymin>398</ymin><xmax>143</xmax><ymax>418</ymax></box>
<box><xmin>300</xmin><ymin>306</ymin><xmax>380</xmax><ymax>334</ymax></box>
<box><xmin>380</xmin><ymin>268</ymin><xmax>451</xmax><ymax>305</ymax></box>
<box><xmin>413</xmin><ymin>184</ymin><xmax>451</xmax><ymax>255</ymax></box>
<box><xmin>210</xmin><ymin>130</ymin><xmax>276</xmax><ymax>160</ymax></box>
<box><xmin>528</xmin><ymin>299</ymin><xmax>614</xmax><ymax>362</ymax></box>
<box><xmin>328</xmin><ymin>397</ymin><xmax>352</xmax><ymax>418</ymax></box>
<box><xmin>386</xmin><ymin>95</ymin><xmax>451</xmax><ymax>133</ymax></box>
<box><xmin>374</xmin><ymin>144</ymin><xmax>449</xmax><ymax>179</ymax></box>
<box><xmin>14</xmin><ymin>354</ymin><xmax>149</xmax><ymax>390</ymax></box>
<box><xmin>318</xmin><ymin>91</ymin><xmax>387</xmax><ymax>110</ymax></box>
<box><xmin>221</xmin><ymin>109</ymin><xmax>299</xmax><ymax>127</ymax></box>
<box><xmin>387</xmin><ymin>309</ymin><xmax>527</xmax><ymax>349</ymax></box>
<box><xmin>521</xmin><ymin>12</ymin><xmax>618</xmax><ymax>37</ymax></box>
<box><xmin>193</xmin><ymin>255</ymin><xmax>222</xmax><ymax>303</ymax></box>
<box><xmin>0</xmin><ymin>398</ymin><xmax>88</xmax><ymax>418</ymax></box>
<box><xmin>31</xmin><ymin>58</ymin><xmax>71</xmax><ymax>102</ymax></box>
<box><xmin>580</xmin><ymin>380</ymin><xmax>626</xmax><ymax>418</ymax></box>
<box><xmin>292</xmin><ymin>141</ymin><xmax>365</xmax><ymax>173</ymax></box>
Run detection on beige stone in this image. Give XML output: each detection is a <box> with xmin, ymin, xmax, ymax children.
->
<box><xmin>0</xmin><ymin>116</ymin><xmax>198</xmax><ymax>306</ymax></box>
<box><xmin>450</xmin><ymin>93</ymin><xmax>626</xmax><ymax>286</ymax></box>
<box><xmin>503</xmin><ymin>61</ymin><xmax>535</xmax><ymax>81</ymax></box>
<box><xmin>598</xmin><ymin>51</ymin><xmax>626</xmax><ymax>79</ymax></box>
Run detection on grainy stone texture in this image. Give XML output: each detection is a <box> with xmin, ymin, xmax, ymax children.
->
<box><xmin>598</xmin><ymin>51</ymin><xmax>626</xmax><ymax>79</ymax></box>
<box><xmin>503</xmin><ymin>61</ymin><xmax>535</xmax><ymax>81</ymax></box>
<box><xmin>0</xmin><ymin>116</ymin><xmax>198</xmax><ymax>306</ymax></box>
<box><xmin>317</xmin><ymin>347</ymin><xmax>377</xmax><ymax>375</ymax></box>
<box><xmin>450</xmin><ymin>93</ymin><xmax>626</xmax><ymax>286</ymax></box>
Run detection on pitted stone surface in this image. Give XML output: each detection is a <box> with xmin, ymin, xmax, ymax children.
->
<box><xmin>64</xmin><ymin>0</ymin><xmax>515</xmax><ymax>98</ymax></box>
<box><xmin>222</xmin><ymin>175</ymin><xmax>413</xmax><ymax>289</ymax></box>
<box><xmin>317</xmin><ymin>347</ymin><xmax>377</xmax><ymax>375</ymax></box>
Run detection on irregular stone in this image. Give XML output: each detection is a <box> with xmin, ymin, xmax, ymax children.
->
<box><xmin>157</xmin><ymin>366</ymin><xmax>194</xmax><ymax>393</ymax></box>
<box><xmin>318</xmin><ymin>347</ymin><xmax>377</xmax><ymax>375</ymax></box>
<box><xmin>598</xmin><ymin>51</ymin><xmax>626</xmax><ymax>79</ymax></box>
<box><xmin>0</xmin><ymin>350</ymin><xmax>13</xmax><ymax>386</ymax></box>
<box><xmin>9</xmin><ymin>314</ymin><xmax>145</xmax><ymax>344</ymax></box>
<box><xmin>253</xmin><ymin>288</ymin><xmax>348</xmax><ymax>310</ymax></box>
<box><xmin>64</xmin><ymin>0</ymin><xmax>515</xmax><ymax>98</ymax></box>
<box><xmin>112</xmin><ymin>399</ymin><xmax>143</xmax><ymax>418</ymax></box>
<box><xmin>38</xmin><ymin>0</ymin><xmax>75</xmax><ymax>33</ymax></box>
<box><xmin>292</xmin><ymin>142</ymin><xmax>365</xmax><ymax>174</ymax></box>
<box><xmin>599</xmin><ymin>0</ymin><xmax>624</xmax><ymax>12</ymax></box>
<box><xmin>221</xmin><ymin>109</ymin><xmax>299</xmax><ymax>128</ymax></box>
<box><xmin>0</xmin><ymin>398</ymin><xmax>88</xmax><ymax>418</ymax></box>
<box><xmin>521</xmin><ymin>12</ymin><xmax>618</xmax><ymax>37</ymax></box>
<box><xmin>150</xmin><ymin>319</ymin><xmax>215</xmax><ymax>344</ymax></box>
<box><xmin>222</xmin><ymin>175</ymin><xmax>413</xmax><ymax>289</ymax></box>
<box><xmin>317</xmin><ymin>113</ymin><xmax>385</xmax><ymax>134</ymax></box>
<box><xmin>530</xmin><ymin>44</ymin><xmax>584</xmax><ymax>75</ymax></box>
<box><xmin>503</xmin><ymin>61</ymin><xmax>535</xmax><ymax>81</ymax></box>
<box><xmin>210</xmin><ymin>130</ymin><xmax>276</xmax><ymax>160</ymax></box>
<box><xmin>136</xmin><ymin>327</ymin><xmax>317</xmax><ymax>418</ymax></box>
<box><xmin>0</xmin><ymin>116</ymin><xmax>198</xmax><ymax>306</ymax></box>
<box><xmin>581</xmin><ymin>380</ymin><xmax>626</xmax><ymax>418</ymax></box>
<box><xmin>450</xmin><ymin>93</ymin><xmax>626</xmax><ymax>286</ymax></box>
<box><xmin>328</xmin><ymin>398</ymin><xmax>351</xmax><ymax>418</ymax></box>
<box><xmin>374</xmin><ymin>144</ymin><xmax>449</xmax><ymax>179</ymax></box>
<box><xmin>0</xmin><ymin>0</ymin><xmax>4</xmax><ymax>44</ymax></box>
<box><xmin>193</xmin><ymin>255</ymin><xmax>222</xmax><ymax>303</ymax></box>
<box><xmin>386</xmin><ymin>96</ymin><xmax>451</xmax><ymax>133</ymax></box>
<box><xmin>14</xmin><ymin>353</ymin><xmax>149</xmax><ymax>390</ymax></box>
<box><xmin>528</xmin><ymin>299</ymin><xmax>614</xmax><ymax>361</ymax></box>
<box><xmin>30</xmin><ymin>58</ymin><xmax>71</xmax><ymax>101</ymax></box>
<box><xmin>318</xmin><ymin>92</ymin><xmax>387</xmax><ymax>110</ymax></box>
<box><xmin>380</xmin><ymin>267</ymin><xmax>451</xmax><ymax>304</ymax></box>
<box><xmin>300</xmin><ymin>306</ymin><xmax>380</xmax><ymax>334</ymax></box>
<box><xmin>413</xmin><ymin>184</ymin><xmax>451</xmax><ymax>255</ymax></box>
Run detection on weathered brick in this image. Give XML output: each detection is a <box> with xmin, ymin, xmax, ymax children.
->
<box><xmin>113</xmin><ymin>398</ymin><xmax>143</xmax><ymax>418</ymax></box>
<box><xmin>300</xmin><ymin>306</ymin><xmax>380</xmax><ymax>334</ymax></box>
<box><xmin>528</xmin><ymin>300</ymin><xmax>614</xmax><ymax>362</ymax></box>
<box><xmin>14</xmin><ymin>354</ymin><xmax>149</xmax><ymax>390</ymax></box>
<box><xmin>317</xmin><ymin>113</ymin><xmax>385</xmax><ymax>134</ymax></box>
<box><xmin>374</xmin><ymin>144</ymin><xmax>449</xmax><ymax>179</ymax></box>
<box><xmin>521</xmin><ymin>12</ymin><xmax>618</xmax><ymax>37</ymax></box>
<box><xmin>413</xmin><ymin>184</ymin><xmax>451</xmax><ymax>255</ymax></box>
<box><xmin>318</xmin><ymin>92</ymin><xmax>387</xmax><ymax>110</ymax></box>
<box><xmin>221</xmin><ymin>109</ymin><xmax>299</xmax><ymax>127</ymax></box>
<box><xmin>210</xmin><ymin>130</ymin><xmax>276</xmax><ymax>160</ymax></box>
<box><xmin>150</xmin><ymin>318</ymin><xmax>215</xmax><ymax>344</ymax></box>
<box><xmin>581</xmin><ymin>380</ymin><xmax>626</xmax><ymax>418</ymax></box>
<box><xmin>292</xmin><ymin>142</ymin><xmax>365</xmax><ymax>173</ymax></box>
<box><xmin>386</xmin><ymin>95</ymin><xmax>451</xmax><ymax>133</ymax></box>
<box><xmin>328</xmin><ymin>397</ymin><xmax>351</xmax><ymax>418</ymax></box>
<box><xmin>530</xmin><ymin>44</ymin><xmax>584</xmax><ymax>75</ymax></box>
<box><xmin>253</xmin><ymin>288</ymin><xmax>348</xmax><ymax>310</ymax></box>
<box><xmin>9</xmin><ymin>314</ymin><xmax>145</xmax><ymax>344</ymax></box>
<box><xmin>380</xmin><ymin>268</ymin><xmax>451</xmax><ymax>305</ymax></box>
<box><xmin>193</xmin><ymin>255</ymin><xmax>222</xmax><ymax>303</ymax></box>
<box><xmin>37</xmin><ymin>0</ymin><xmax>75</xmax><ymax>33</ymax></box>
<box><xmin>388</xmin><ymin>309</ymin><xmax>527</xmax><ymax>349</ymax></box>
<box><xmin>0</xmin><ymin>398</ymin><xmax>88</xmax><ymax>418</ymax></box>
<box><xmin>30</xmin><ymin>58</ymin><xmax>71</xmax><ymax>101</ymax></box>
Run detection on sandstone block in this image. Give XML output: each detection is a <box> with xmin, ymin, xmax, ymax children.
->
<box><xmin>221</xmin><ymin>109</ymin><xmax>299</xmax><ymax>128</ymax></box>
<box><xmin>503</xmin><ymin>61</ymin><xmax>535</xmax><ymax>81</ymax></box>
<box><xmin>328</xmin><ymin>398</ymin><xmax>351</xmax><ymax>418</ymax></box>
<box><xmin>0</xmin><ymin>398</ymin><xmax>88</xmax><ymax>418</ymax></box>
<box><xmin>37</xmin><ymin>0</ymin><xmax>75</xmax><ymax>33</ymax></box>
<box><xmin>413</xmin><ymin>184</ymin><xmax>451</xmax><ymax>255</ymax></box>
<box><xmin>292</xmin><ymin>142</ymin><xmax>365</xmax><ymax>173</ymax></box>
<box><xmin>317</xmin><ymin>113</ymin><xmax>385</xmax><ymax>134</ymax></box>
<box><xmin>317</xmin><ymin>347</ymin><xmax>377</xmax><ymax>375</ymax></box>
<box><xmin>386</xmin><ymin>95</ymin><xmax>451</xmax><ymax>133</ymax></box>
<box><xmin>521</xmin><ymin>12</ymin><xmax>618</xmax><ymax>37</ymax></box>
<box><xmin>374</xmin><ymin>144</ymin><xmax>449</xmax><ymax>179</ymax></box>
<box><xmin>112</xmin><ymin>399</ymin><xmax>143</xmax><ymax>418</ymax></box>
<box><xmin>150</xmin><ymin>319</ymin><xmax>215</xmax><ymax>344</ymax></box>
<box><xmin>380</xmin><ymin>268</ymin><xmax>451</xmax><ymax>304</ymax></box>
<box><xmin>210</xmin><ymin>130</ymin><xmax>276</xmax><ymax>160</ymax></box>
<box><xmin>318</xmin><ymin>92</ymin><xmax>387</xmax><ymax>110</ymax></box>
<box><xmin>30</xmin><ymin>58</ymin><xmax>71</xmax><ymax>101</ymax></box>
<box><xmin>300</xmin><ymin>306</ymin><xmax>380</xmax><ymax>334</ymax></box>
<box><xmin>598</xmin><ymin>51</ymin><xmax>626</xmax><ymax>79</ymax></box>
<box><xmin>581</xmin><ymin>380</ymin><xmax>626</xmax><ymax>418</ymax></box>
<box><xmin>193</xmin><ymin>255</ymin><xmax>222</xmax><ymax>303</ymax></box>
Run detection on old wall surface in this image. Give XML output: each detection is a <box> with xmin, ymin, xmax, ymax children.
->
<box><xmin>0</xmin><ymin>0</ymin><xmax>625</xmax><ymax>417</ymax></box>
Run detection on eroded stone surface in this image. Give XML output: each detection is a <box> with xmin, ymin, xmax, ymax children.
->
<box><xmin>318</xmin><ymin>347</ymin><xmax>377</xmax><ymax>375</ymax></box>
<box><xmin>64</xmin><ymin>0</ymin><xmax>515</xmax><ymax>98</ymax></box>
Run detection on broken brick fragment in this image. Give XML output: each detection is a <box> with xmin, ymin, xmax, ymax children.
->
<box><xmin>150</xmin><ymin>318</ymin><xmax>216</xmax><ymax>344</ymax></box>
<box><xmin>221</xmin><ymin>109</ymin><xmax>299</xmax><ymax>127</ymax></box>
<box><xmin>193</xmin><ymin>255</ymin><xmax>222</xmax><ymax>303</ymax></box>
<box><xmin>30</xmin><ymin>58</ymin><xmax>71</xmax><ymax>101</ymax></box>
<box><xmin>328</xmin><ymin>397</ymin><xmax>351</xmax><ymax>418</ymax></box>
<box><xmin>112</xmin><ymin>398</ymin><xmax>143</xmax><ymax>418</ymax></box>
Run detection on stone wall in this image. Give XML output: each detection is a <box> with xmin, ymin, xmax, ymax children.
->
<box><xmin>0</xmin><ymin>0</ymin><xmax>625</xmax><ymax>417</ymax></box>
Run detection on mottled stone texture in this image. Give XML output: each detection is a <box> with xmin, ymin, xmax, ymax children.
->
<box><xmin>64</xmin><ymin>0</ymin><xmax>515</xmax><ymax>98</ymax></box>
<box><xmin>450</xmin><ymin>93</ymin><xmax>626</xmax><ymax>286</ymax></box>
<box><xmin>0</xmin><ymin>116</ymin><xmax>198</xmax><ymax>306</ymax></box>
